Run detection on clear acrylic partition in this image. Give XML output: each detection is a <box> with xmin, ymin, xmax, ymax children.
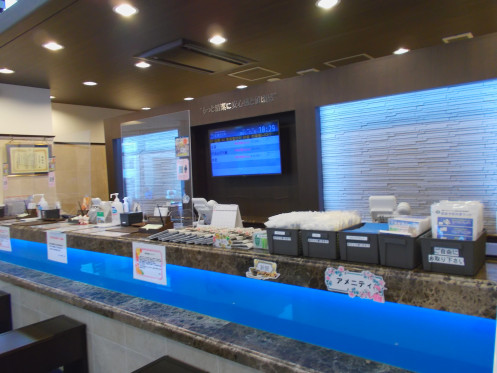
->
<box><xmin>120</xmin><ymin>111</ymin><xmax>193</xmax><ymax>227</ymax></box>
<box><xmin>53</xmin><ymin>131</ymin><xmax>92</xmax><ymax>215</ymax></box>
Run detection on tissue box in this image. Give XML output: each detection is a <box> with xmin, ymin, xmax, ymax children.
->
<box><xmin>388</xmin><ymin>216</ymin><xmax>430</xmax><ymax>237</ymax></box>
<box><xmin>431</xmin><ymin>201</ymin><xmax>483</xmax><ymax>241</ymax></box>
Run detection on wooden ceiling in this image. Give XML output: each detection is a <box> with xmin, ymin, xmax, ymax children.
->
<box><xmin>0</xmin><ymin>0</ymin><xmax>496</xmax><ymax>111</ymax></box>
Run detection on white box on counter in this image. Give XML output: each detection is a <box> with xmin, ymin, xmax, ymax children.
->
<box><xmin>430</xmin><ymin>201</ymin><xmax>484</xmax><ymax>241</ymax></box>
<box><xmin>388</xmin><ymin>216</ymin><xmax>431</xmax><ymax>237</ymax></box>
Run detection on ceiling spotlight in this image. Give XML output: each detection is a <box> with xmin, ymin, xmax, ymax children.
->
<box><xmin>209</xmin><ymin>35</ymin><xmax>226</xmax><ymax>45</ymax></box>
<box><xmin>236</xmin><ymin>85</ymin><xmax>247</xmax><ymax>89</ymax></box>
<box><xmin>113</xmin><ymin>3</ymin><xmax>138</xmax><ymax>17</ymax></box>
<box><xmin>42</xmin><ymin>41</ymin><xmax>64</xmax><ymax>51</ymax></box>
<box><xmin>316</xmin><ymin>0</ymin><xmax>340</xmax><ymax>9</ymax></box>
<box><xmin>141</xmin><ymin>107</ymin><xmax>151</xmax><ymax>110</ymax></box>
<box><xmin>393</xmin><ymin>47</ymin><xmax>410</xmax><ymax>55</ymax></box>
<box><xmin>83</xmin><ymin>81</ymin><xmax>98</xmax><ymax>86</ymax></box>
<box><xmin>184</xmin><ymin>97</ymin><xmax>194</xmax><ymax>101</ymax></box>
<box><xmin>0</xmin><ymin>68</ymin><xmax>14</xmax><ymax>74</ymax></box>
<box><xmin>50</xmin><ymin>96</ymin><xmax>55</xmax><ymax>99</ymax></box>
<box><xmin>135</xmin><ymin>61</ymin><xmax>151</xmax><ymax>68</ymax></box>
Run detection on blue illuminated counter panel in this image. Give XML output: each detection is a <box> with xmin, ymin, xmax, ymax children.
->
<box><xmin>0</xmin><ymin>221</ymin><xmax>495</xmax><ymax>372</ymax></box>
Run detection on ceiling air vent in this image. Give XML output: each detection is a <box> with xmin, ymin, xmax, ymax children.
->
<box><xmin>228</xmin><ymin>67</ymin><xmax>280</xmax><ymax>81</ymax></box>
<box><xmin>136</xmin><ymin>39</ymin><xmax>254</xmax><ymax>74</ymax></box>
<box><xmin>324</xmin><ymin>53</ymin><xmax>373</xmax><ymax>68</ymax></box>
<box><xmin>442</xmin><ymin>32</ymin><xmax>473</xmax><ymax>44</ymax></box>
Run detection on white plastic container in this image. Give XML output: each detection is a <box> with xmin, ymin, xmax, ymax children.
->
<box><xmin>123</xmin><ymin>197</ymin><xmax>130</xmax><ymax>213</ymax></box>
<box><xmin>431</xmin><ymin>201</ymin><xmax>484</xmax><ymax>241</ymax></box>
<box><xmin>110</xmin><ymin>193</ymin><xmax>123</xmax><ymax>225</ymax></box>
<box><xmin>36</xmin><ymin>194</ymin><xmax>48</xmax><ymax>218</ymax></box>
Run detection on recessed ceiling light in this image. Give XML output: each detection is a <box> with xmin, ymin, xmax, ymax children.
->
<box><xmin>267</xmin><ymin>78</ymin><xmax>280</xmax><ymax>82</ymax></box>
<box><xmin>50</xmin><ymin>96</ymin><xmax>55</xmax><ymax>99</ymax></box>
<box><xmin>113</xmin><ymin>3</ymin><xmax>138</xmax><ymax>17</ymax></box>
<box><xmin>184</xmin><ymin>97</ymin><xmax>194</xmax><ymax>101</ymax></box>
<box><xmin>42</xmin><ymin>41</ymin><xmax>64</xmax><ymax>51</ymax></box>
<box><xmin>141</xmin><ymin>107</ymin><xmax>151</xmax><ymax>110</ymax></box>
<box><xmin>83</xmin><ymin>81</ymin><xmax>98</xmax><ymax>86</ymax></box>
<box><xmin>236</xmin><ymin>85</ymin><xmax>247</xmax><ymax>89</ymax></box>
<box><xmin>393</xmin><ymin>47</ymin><xmax>410</xmax><ymax>55</ymax></box>
<box><xmin>135</xmin><ymin>61</ymin><xmax>151</xmax><ymax>68</ymax></box>
<box><xmin>316</xmin><ymin>0</ymin><xmax>340</xmax><ymax>9</ymax></box>
<box><xmin>0</xmin><ymin>68</ymin><xmax>14</xmax><ymax>74</ymax></box>
<box><xmin>209</xmin><ymin>35</ymin><xmax>226</xmax><ymax>45</ymax></box>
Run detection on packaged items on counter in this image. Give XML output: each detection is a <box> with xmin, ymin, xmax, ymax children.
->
<box><xmin>148</xmin><ymin>226</ymin><xmax>262</xmax><ymax>249</ymax></box>
<box><xmin>387</xmin><ymin>216</ymin><xmax>430</xmax><ymax>237</ymax></box>
<box><xmin>253</xmin><ymin>231</ymin><xmax>268</xmax><ymax>250</ymax></box>
<box><xmin>265</xmin><ymin>210</ymin><xmax>362</xmax><ymax>257</ymax></box>
<box><xmin>430</xmin><ymin>201</ymin><xmax>484</xmax><ymax>241</ymax></box>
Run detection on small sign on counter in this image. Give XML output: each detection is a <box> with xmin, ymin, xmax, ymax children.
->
<box><xmin>246</xmin><ymin>259</ymin><xmax>280</xmax><ymax>280</ymax></box>
<box><xmin>47</xmin><ymin>231</ymin><xmax>68</xmax><ymax>263</ymax></box>
<box><xmin>0</xmin><ymin>226</ymin><xmax>11</xmax><ymax>252</ymax></box>
<box><xmin>325</xmin><ymin>266</ymin><xmax>386</xmax><ymax>303</ymax></box>
<box><xmin>132</xmin><ymin>242</ymin><xmax>167</xmax><ymax>285</ymax></box>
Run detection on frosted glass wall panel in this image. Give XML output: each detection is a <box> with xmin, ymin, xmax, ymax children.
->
<box><xmin>320</xmin><ymin>79</ymin><xmax>497</xmax><ymax>233</ymax></box>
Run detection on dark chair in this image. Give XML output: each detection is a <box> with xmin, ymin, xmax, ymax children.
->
<box><xmin>132</xmin><ymin>355</ymin><xmax>208</xmax><ymax>373</ymax></box>
<box><xmin>0</xmin><ymin>290</ymin><xmax>12</xmax><ymax>333</ymax></box>
<box><xmin>0</xmin><ymin>315</ymin><xmax>88</xmax><ymax>373</ymax></box>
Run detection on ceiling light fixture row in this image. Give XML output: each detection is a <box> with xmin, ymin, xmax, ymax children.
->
<box><xmin>316</xmin><ymin>0</ymin><xmax>340</xmax><ymax>10</ymax></box>
<box><xmin>393</xmin><ymin>47</ymin><xmax>410</xmax><ymax>55</ymax></box>
<box><xmin>0</xmin><ymin>68</ymin><xmax>14</xmax><ymax>74</ymax></box>
<box><xmin>43</xmin><ymin>41</ymin><xmax>64</xmax><ymax>51</ymax></box>
<box><xmin>113</xmin><ymin>3</ymin><xmax>138</xmax><ymax>17</ymax></box>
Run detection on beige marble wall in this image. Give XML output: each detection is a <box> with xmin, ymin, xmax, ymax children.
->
<box><xmin>54</xmin><ymin>144</ymin><xmax>109</xmax><ymax>214</ymax></box>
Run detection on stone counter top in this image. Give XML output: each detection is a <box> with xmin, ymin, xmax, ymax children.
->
<box><xmin>5</xmin><ymin>221</ymin><xmax>497</xmax><ymax>319</ymax></box>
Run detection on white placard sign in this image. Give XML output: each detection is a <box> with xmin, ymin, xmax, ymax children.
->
<box><xmin>210</xmin><ymin>204</ymin><xmax>243</xmax><ymax>228</ymax></box>
<box><xmin>0</xmin><ymin>226</ymin><xmax>11</xmax><ymax>252</ymax></box>
<box><xmin>132</xmin><ymin>242</ymin><xmax>167</xmax><ymax>285</ymax></box>
<box><xmin>47</xmin><ymin>231</ymin><xmax>68</xmax><ymax>264</ymax></box>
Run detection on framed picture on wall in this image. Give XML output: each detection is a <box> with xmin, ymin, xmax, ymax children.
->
<box><xmin>6</xmin><ymin>144</ymin><xmax>52</xmax><ymax>175</ymax></box>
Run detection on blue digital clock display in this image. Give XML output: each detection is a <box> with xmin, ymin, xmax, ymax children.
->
<box><xmin>209</xmin><ymin>121</ymin><xmax>282</xmax><ymax>177</ymax></box>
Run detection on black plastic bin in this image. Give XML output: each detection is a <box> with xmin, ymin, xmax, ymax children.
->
<box><xmin>420</xmin><ymin>230</ymin><xmax>487</xmax><ymax>276</ymax></box>
<box><xmin>301</xmin><ymin>230</ymin><xmax>339</xmax><ymax>259</ymax></box>
<box><xmin>338</xmin><ymin>223</ymin><xmax>387</xmax><ymax>264</ymax></box>
<box><xmin>379</xmin><ymin>231</ymin><xmax>429</xmax><ymax>269</ymax></box>
<box><xmin>302</xmin><ymin>224</ymin><xmax>363</xmax><ymax>260</ymax></box>
<box><xmin>266</xmin><ymin>228</ymin><xmax>301</xmax><ymax>256</ymax></box>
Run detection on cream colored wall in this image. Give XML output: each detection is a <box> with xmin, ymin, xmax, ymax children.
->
<box><xmin>52</xmin><ymin>103</ymin><xmax>129</xmax><ymax>143</ymax></box>
<box><xmin>0</xmin><ymin>83</ymin><xmax>53</xmax><ymax>136</ymax></box>
<box><xmin>51</xmin><ymin>103</ymin><xmax>130</xmax><ymax>213</ymax></box>
<box><xmin>0</xmin><ymin>86</ymin><xmax>129</xmax><ymax>213</ymax></box>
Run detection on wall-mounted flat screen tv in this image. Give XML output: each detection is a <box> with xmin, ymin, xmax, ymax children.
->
<box><xmin>209</xmin><ymin>121</ymin><xmax>282</xmax><ymax>177</ymax></box>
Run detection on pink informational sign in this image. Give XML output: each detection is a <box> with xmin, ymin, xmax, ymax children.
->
<box><xmin>46</xmin><ymin>231</ymin><xmax>67</xmax><ymax>264</ymax></box>
<box><xmin>325</xmin><ymin>266</ymin><xmax>386</xmax><ymax>303</ymax></box>
<box><xmin>177</xmin><ymin>158</ymin><xmax>190</xmax><ymax>180</ymax></box>
<box><xmin>0</xmin><ymin>226</ymin><xmax>11</xmax><ymax>252</ymax></box>
<box><xmin>132</xmin><ymin>242</ymin><xmax>167</xmax><ymax>285</ymax></box>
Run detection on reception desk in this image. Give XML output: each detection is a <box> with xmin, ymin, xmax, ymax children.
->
<box><xmin>0</xmin><ymin>220</ymin><xmax>495</xmax><ymax>372</ymax></box>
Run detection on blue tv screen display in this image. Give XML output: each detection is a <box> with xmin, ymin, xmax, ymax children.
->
<box><xmin>209</xmin><ymin>121</ymin><xmax>282</xmax><ymax>177</ymax></box>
